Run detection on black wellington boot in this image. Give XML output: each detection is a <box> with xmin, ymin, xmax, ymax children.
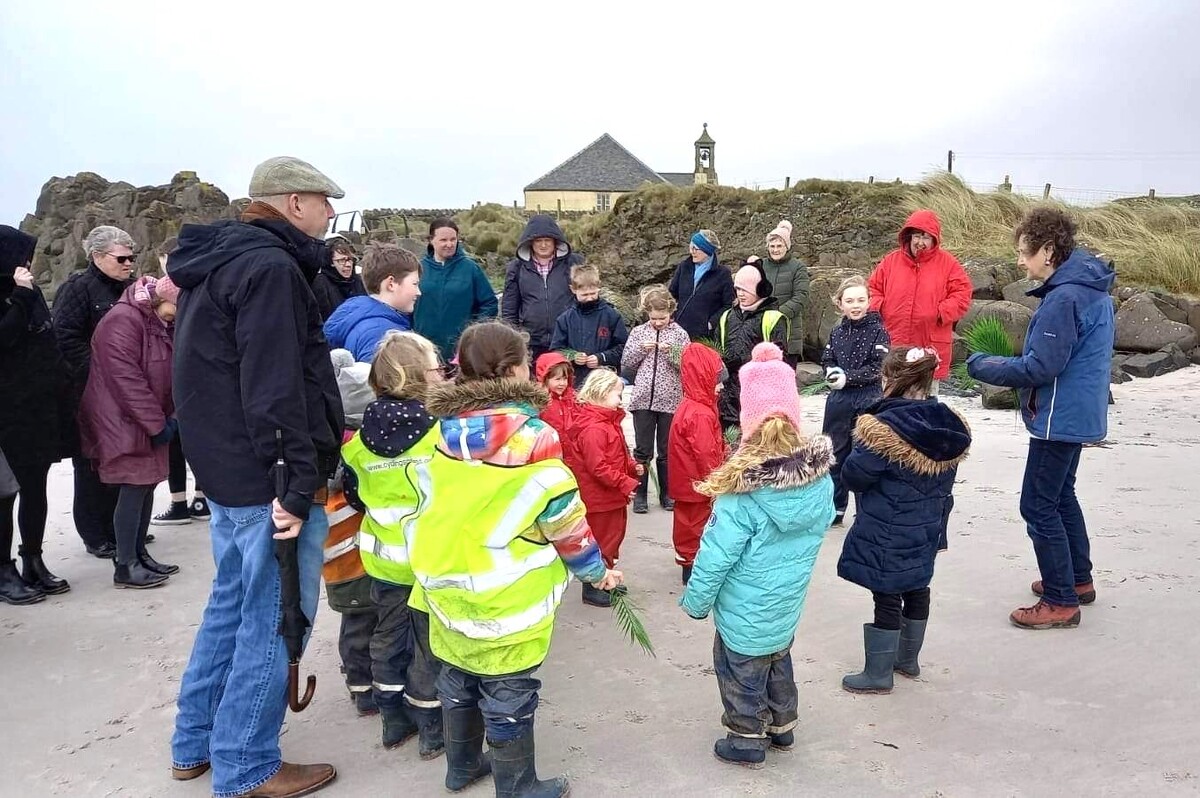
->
<box><xmin>631</xmin><ymin>470</ymin><xmax>649</xmax><ymax>514</ymax></box>
<box><xmin>841</xmin><ymin>624</ymin><xmax>899</xmax><ymax>694</ymax></box>
<box><xmin>411</xmin><ymin>704</ymin><xmax>445</xmax><ymax>760</ymax></box>
<box><xmin>381</xmin><ymin>701</ymin><xmax>418</xmax><ymax>749</ymax></box>
<box><xmin>0</xmin><ymin>559</ymin><xmax>45</xmax><ymax>605</ymax></box>
<box><xmin>489</xmin><ymin>730</ymin><xmax>569</xmax><ymax>798</ymax></box>
<box><xmin>18</xmin><ymin>546</ymin><xmax>70</xmax><ymax>595</ymax></box>
<box><xmin>656</xmin><ymin>459</ymin><xmax>674</xmax><ymax>510</ymax></box>
<box><xmin>444</xmin><ymin>706</ymin><xmax>491</xmax><ymax>792</ymax></box>
<box><xmin>894</xmin><ymin>617</ymin><xmax>928</xmax><ymax>678</ymax></box>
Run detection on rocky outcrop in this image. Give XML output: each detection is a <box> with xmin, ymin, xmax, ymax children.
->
<box><xmin>960</xmin><ymin>300</ymin><xmax>1035</xmax><ymax>352</ymax></box>
<box><xmin>1001</xmin><ymin>277</ymin><xmax>1042</xmax><ymax>311</ymax></box>
<box><xmin>1116</xmin><ymin>344</ymin><xmax>1192</xmax><ymax>378</ymax></box>
<box><xmin>962</xmin><ymin>258</ymin><xmax>1022</xmax><ymax>301</ymax></box>
<box><xmin>1114</xmin><ymin>292</ymin><xmax>1199</xmax><ymax>353</ymax></box>
<box><xmin>19</xmin><ymin>171</ymin><xmax>235</xmax><ymax>301</ymax></box>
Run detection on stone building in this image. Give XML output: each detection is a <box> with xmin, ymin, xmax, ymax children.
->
<box><xmin>523</xmin><ymin>125</ymin><xmax>718</xmax><ymax>213</ymax></box>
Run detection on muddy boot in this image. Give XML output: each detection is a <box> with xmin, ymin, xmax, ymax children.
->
<box><xmin>1032</xmin><ymin>579</ymin><xmax>1096</xmax><ymax>605</ymax></box>
<box><xmin>381</xmin><ymin>702</ymin><xmax>418</xmax><ymax>749</ymax></box>
<box><xmin>18</xmin><ymin>546</ymin><xmax>70</xmax><ymax>595</ymax></box>
<box><xmin>444</xmin><ymin>706</ymin><xmax>491</xmax><ymax>792</ymax></box>
<box><xmin>713</xmin><ymin>736</ymin><xmax>766</xmax><ymax>769</ymax></box>
<box><xmin>581</xmin><ymin>582</ymin><xmax>612</xmax><ymax>607</ymax></box>
<box><xmin>894</xmin><ymin>617</ymin><xmax>928</xmax><ymax>678</ymax></box>
<box><xmin>842</xmin><ymin>624</ymin><xmax>898</xmax><ymax>694</ymax></box>
<box><xmin>0</xmin><ymin>559</ymin><xmax>45</xmax><ymax>605</ymax></box>
<box><xmin>410</xmin><ymin>704</ymin><xmax>445</xmax><ymax>760</ymax></box>
<box><xmin>769</xmin><ymin>730</ymin><xmax>794</xmax><ymax>751</ymax></box>
<box><xmin>351</xmin><ymin>688</ymin><xmax>378</xmax><ymax>717</ymax></box>
<box><xmin>1010</xmin><ymin>600</ymin><xmax>1081</xmax><ymax>630</ymax></box>
<box><xmin>656</xmin><ymin>460</ymin><xmax>673</xmax><ymax>510</ymax></box>
<box><xmin>632</xmin><ymin>470</ymin><xmax>649</xmax><ymax>514</ymax></box>
<box><xmin>489</xmin><ymin>730</ymin><xmax>569</xmax><ymax>798</ymax></box>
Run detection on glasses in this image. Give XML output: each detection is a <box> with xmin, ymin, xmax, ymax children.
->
<box><xmin>332</xmin><ymin>256</ymin><xmax>356</xmax><ymax>266</ymax></box>
<box><xmin>106</xmin><ymin>253</ymin><xmax>136</xmax><ymax>265</ymax></box>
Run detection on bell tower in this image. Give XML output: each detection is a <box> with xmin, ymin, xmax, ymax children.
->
<box><xmin>693</xmin><ymin>123</ymin><xmax>717</xmax><ymax>185</ymax></box>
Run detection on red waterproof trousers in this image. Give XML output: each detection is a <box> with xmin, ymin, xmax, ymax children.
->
<box><xmin>588</xmin><ymin>507</ymin><xmax>628</xmax><ymax>568</ymax></box>
<box><xmin>672</xmin><ymin>499</ymin><xmax>712</xmax><ymax>567</ymax></box>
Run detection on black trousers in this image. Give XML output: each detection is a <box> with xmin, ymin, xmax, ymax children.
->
<box><xmin>821</xmin><ymin>387</ymin><xmax>881</xmax><ymax>512</ymax></box>
<box><xmin>71</xmin><ymin>456</ymin><xmax>119</xmax><ymax>549</ymax></box>
<box><xmin>631</xmin><ymin>410</ymin><xmax>672</xmax><ymax>465</ymax></box>
<box><xmin>872</xmin><ymin>587</ymin><xmax>931</xmax><ymax>631</ymax></box>
<box><xmin>114</xmin><ymin>484</ymin><xmax>155</xmax><ymax>567</ymax></box>
<box><xmin>167</xmin><ymin>436</ymin><xmax>203</xmax><ymax>496</ymax></box>
<box><xmin>0</xmin><ymin>459</ymin><xmax>51</xmax><ymax>559</ymax></box>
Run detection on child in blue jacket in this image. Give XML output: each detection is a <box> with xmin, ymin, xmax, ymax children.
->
<box><xmin>837</xmin><ymin>347</ymin><xmax>971</xmax><ymax>694</ymax></box>
<box><xmin>680</xmin><ymin>343</ymin><xmax>835</xmax><ymax>769</ymax></box>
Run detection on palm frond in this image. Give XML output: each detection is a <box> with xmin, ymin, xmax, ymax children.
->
<box><xmin>723</xmin><ymin>425</ymin><xmax>741</xmax><ymax>447</ymax></box>
<box><xmin>800</xmin><ymin>381</ymin><xmax>829</xmax><ymax>396</ymax></box>
<box><xmin>611</xmin><ymin>589</ymin><xmax>656</xmax><ymax>657</ymax></box>
<box><xmin>961</xmin><ymin>317</ymin><xmax>1015</xmax><ymax>357</ymax></box>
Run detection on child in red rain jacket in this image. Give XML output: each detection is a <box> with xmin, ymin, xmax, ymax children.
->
<box><xmin>667</xmin><ymin>343</ymin><xmax>727</xmax><ymax>585</ymax></box>
<box><xmin>535</xmin><ymin>351</ymin><xmax>577</xmax><ymax>445</ymax></box>
<box><xmin>569</xmin><ymin>368</ymin><xmax>641</xmax><ymax>608</ymax></box>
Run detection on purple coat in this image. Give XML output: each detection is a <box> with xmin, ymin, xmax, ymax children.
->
<box><xmin>79</xmin><ymin>282</ymin><xmax>174</xmax><ymax>486</ymax></box>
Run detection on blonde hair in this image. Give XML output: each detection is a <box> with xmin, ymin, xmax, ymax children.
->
<box><xmin>831</xmin><ymin>274</ymin><xmax>869</xmax><ymax>305</ymax></box>
<box><xmin>570</xmin><ymin>263</ymin><xmax>601</xmax><ymax>289</ymax></box>
<box><xmin>369</xmin><ymin>331</ymin><xmax>440</xmax><ymax>399</ymax></box>
<box><xmin>637</xmin><ymin>285</ymin><xmax>676</xmax><ymax>315</ymax></box>
<box><xmin>697</xmin><ymin>416</ymin><xmax>802</xmax><ymax>496</ymax></box>
<box><xmin>576</xmin><ymin>368</ymin><xmax>622</xmax><ymax>405</ymax></box>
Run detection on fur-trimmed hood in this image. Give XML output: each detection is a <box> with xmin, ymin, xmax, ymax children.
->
<box><xmin>702</xmin><ymin>435</ymin><xmax>834</xmax><ymax>497</ymax></box>
<box><xmin>854</xmin><ymin>398</ymin><xmax>970</xmax><ymax>476</ymax></box>
<box><xmin>427</xmin><ymin>377</ymin><xmax>560</xmax><ymax>466</ymax></box>
<box><xmin>426</xmin><ymin>377</ymin><xmax>548</xmax><ymax>417</ymax></box>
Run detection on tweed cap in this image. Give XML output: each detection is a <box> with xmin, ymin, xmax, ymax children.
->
<box><xmin>248</xmin><ymin>156</ymin><xmax>345</xmax><ymax>199</ymax></box>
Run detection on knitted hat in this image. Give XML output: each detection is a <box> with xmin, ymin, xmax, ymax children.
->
<box><xmin>734</xmin><ymin>259</ymin><xmax>773</xmax><ymax>299</ymax></box>
<box><xmin>738</xmin><ymin>343</ymin><xmax>802</xmax><ymax>441</ymax></box>
<box><xmin>767</xmin><ymin>220</ymin><xmax>793</xmax><ymax>249</ymax></box>
<box><xmin>154</xmin><ymin>274</ymin><xmax>180</xmax><ymax>304</ymax></box>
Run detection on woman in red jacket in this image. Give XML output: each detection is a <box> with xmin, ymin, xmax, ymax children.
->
<box><xmin>568</xmin><ymin>368</ymin><xmax>640</xmax><ymax>608</ymax></box>
<box><xmin>79</xmin><ymin>275</ymin><xmax>181</xmax><ymax>589</ymax></box>
<box><xmin>867</xmin><ymin>210</ymin><xmax>972</xmax><ymax>386</ymax></box>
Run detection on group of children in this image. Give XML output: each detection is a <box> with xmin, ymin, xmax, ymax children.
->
<box><xmin>322</xmin><ymin>264</ymin><xmax>972</xmax><ymax>791</ymax></box>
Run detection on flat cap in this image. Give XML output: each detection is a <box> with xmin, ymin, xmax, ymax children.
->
<box><xmin>248</xmin><ymin>156</ymin><xmax>345</xmax><ymax>199</ymax></box>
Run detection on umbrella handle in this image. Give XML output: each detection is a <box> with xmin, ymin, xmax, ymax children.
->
<box><xmin>287</xmin><ymin>662</ymin><xmax>317</xmax><ymax>712</ymax></box>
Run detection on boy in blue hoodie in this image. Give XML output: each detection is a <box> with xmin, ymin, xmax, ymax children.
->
<box><xmin>549</xmin><ymin>264</ymin><xmax>628</xmax><ymax>388</ymax></box>
<box><xmin>324</xmin><ymin>243</ymin><xmax>420</xmax><ymax>362</ymax></box>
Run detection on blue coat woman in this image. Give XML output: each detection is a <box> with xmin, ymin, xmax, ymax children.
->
<box><xmin>414</xmin><ymin>218</ymin><xmax>498</xmax><ymax>361</ymax></box>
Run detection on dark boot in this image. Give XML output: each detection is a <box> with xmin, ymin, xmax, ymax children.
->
<box><xmin>444</xmin><ymin>706</ymin><xmax>491</xmax><ymax>792</ymax></box>
<box><xmin>138</xmin><ymin>547</ymin><xmax>180</xmax><ymax>575</ymax></box>
<box><xmin>381</xmin><ymin>702</ymin><xmax>418</xmax><ymax>749</ymax></box>
<box><xmin>85</xmin><ymin>541</ymin><xmax>116</xmax><ymax>559</ymax></box>
<box><xmin>489</xmin><ymin>730</ymin><xmax>569</xmax><ymax>798</ymax></box>
<box><xmin>656</xmin><ymin>460</ymin><xmax>674</xmax><ymax>510</ymax></box>
<box><xmin>410</xmin><ymin>704</ymin><xmax>445</xmax><ymax>760</ymax></box>
<box><xmin>894</xmin><ymin>617</ymin><xmax>928</xmax><ymax>678</ymax></box>
<box><xmin>841</xmin><ymin>624</ymin><xmax>898</xmax><ymax>694</ymax></box>
<box><xmin>713</xmin><ymin>737</ymin><xmax>766</xmax><ymax>769</ymax></box>
<box><xmin>769</xmin><ymin>730</ymin><xmax>794</xmax><ymax>751</ymax></box>
<box><xmin>681</xmin><ymin>565</ymin><xmax>692</xmax><ymax>585</ymax></box>
<box><xmin>351</xmin><ymin>689</ymin><xmax>378</xmax><ymax>717</ymax></box>
<box><xmin>631</xmin><ymin>470</ymin><xmax>649</xmax><ymax>514</ymax></box>
<box><xmin>18</xmin><ymin>546</ymin><xmax>70</xmax><ymax>595</ymax></box>
<box><xmin>0</xmin><ymin>559</ymin><xmax>45</xmax><ymax>605</ymax></box>
<box><xmin>113</xmin><ymin>561</ymin><xmax>168</xmax><ymax>589</ymax></box>
<box><xmin>581</xmin><ymin>582</ymin><xmax>611</xmax><ymax>607</ymax></box>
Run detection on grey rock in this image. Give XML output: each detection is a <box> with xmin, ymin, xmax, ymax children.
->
<box><xmin>980</xmin><ymin>383</ymin><xmax>1019</xmax><ymax>410</ymax></box>
<box><xmin>962</xmin><ymin>258</ymin><xmax>1022</xmax><ymax>301</ymax></box>
<box><xmin>794</xmin><ymin>362</ymin><xmax>825</xmax><ymax>389</ymax></box>
<box><xmin>960</xmin><ymin>300</ymin><xmax>1034</xmax><ymax>351</ymax></box>
<box><xmin>1110</xmin><ymin>363</ymin><xmax>1132</xmax><ymax>384</ymax></box>
<box><xmin>1001</xmin><ymin>278</ymin><xmax>1042</xmax><ymax>312</ymax></box>
<box><xmin>1120</xmin><ymin>350</ymin><xmax>1187</xmax><ymax>378</ymax></box>
<box><xmin>1150</xmin><ymin>292</ymin><xmax>1189</xmax><ymax>324</ymax></box>
<box><xmin>1114</xmin><ymin>293</ymin><xmax>1199</xmax><ymax>353</ymax></box>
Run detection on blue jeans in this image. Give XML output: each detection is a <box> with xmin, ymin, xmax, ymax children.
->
<box><xmin>437</xmin><ymin>665</ymin><xmax>540</xmax><ymax>743</ymax></box>
<box><xmin>1020</xmin><ymin>438</ymin><xmax>1092</xmax><ymax>607</ymax></box>
<box><xmin>712</xmin><ymin>633</ymin><xmax>798</xmax><ymax>752</ymax></box>
<box><xmin>171</xmin><ymin>500</ymin><xmax>326</xmax><ymax>797</ymax></box>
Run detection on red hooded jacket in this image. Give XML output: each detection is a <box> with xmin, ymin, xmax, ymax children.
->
<box><xmin>535</xmin><ymin>351</ymin><xmax>577</xmax><ymax>443</ymax></box>
<box><xmin>668</xmin><ymin>343</ymin><xmax>726</xmax><ymax>503</ymax></box>
<box><xmin>568</xmin><ymin>402</ymin><xmax>639</xmax><ymax>513</ymax></box>
<box><xmin>867</xmin><ymin>209</ymin><xmax>973</xmax><ymax>379</ymax></box>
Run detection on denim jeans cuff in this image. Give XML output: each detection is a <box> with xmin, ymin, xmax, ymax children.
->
<box><xmin>171</xmin><ymin>757</ymin><xmax>210</xmax><ymax>770</ymax></box>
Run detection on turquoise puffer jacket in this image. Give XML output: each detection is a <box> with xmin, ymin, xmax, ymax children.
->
<box><xmin>680</xmin><ymin>436</ymin><xmax>835</xmax><ymax>656</ymax></box>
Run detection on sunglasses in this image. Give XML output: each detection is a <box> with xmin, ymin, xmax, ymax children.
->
<box><xmin>107</xmin><ymin>253</ymin><xmax>136</xmax><ymax>265</ymax></box>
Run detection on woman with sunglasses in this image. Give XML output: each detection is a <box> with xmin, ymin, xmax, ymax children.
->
<box><xmin>312</xmin><ymin>236</ymin><xmax>366</xmax><ymax>321</ymax></box>
<box><xmin>52</xmin><ymin>226</ymin><xmax>138</xmax><ymax>560</ymax></box>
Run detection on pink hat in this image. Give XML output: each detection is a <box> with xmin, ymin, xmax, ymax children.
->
<box><xmin>738</xmin><ymin>342</ymin><xmax>802</xmax><ymax>441</ymax></box>
<box><xmin>155</xmin><ymin>274</ymin><xmax>180</xmax><ymax>304</ymax></box>
<box><xmin>767</xmin><ymin>219</ymin><xmax>793</xmax><ymax>248</ymax></box>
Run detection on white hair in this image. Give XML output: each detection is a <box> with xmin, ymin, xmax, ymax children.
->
<box><xmin>83</xmin><ymin>226</ymin><xmax>135</xmax><ymax>262</ymax></box>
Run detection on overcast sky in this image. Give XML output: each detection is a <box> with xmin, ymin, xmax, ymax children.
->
<box><xmin>3</xmin><ymin>0</ymin><xmax>1198</xmax><ymax>226</ymax></box>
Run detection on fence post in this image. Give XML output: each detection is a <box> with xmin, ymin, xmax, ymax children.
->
<box><xmin>556</xmin><ymin>199</ymin><xmax>562</xmax><ymax>219</ymax></box>
<box><xmin>513</xmin><ymin>200</ymin><xmax>518</xmax><ymax>208</ymax></box>
<box><xmin>1149</xmin><ymin>188</ymin><xmax>1156</xmax><ymax>199</ymax></box>
<box><xmin>1000</xmin><ymin>175</ymin><xmax>1012</xmax><ymax>192</ymax></box>
<box><xmin>784</xmin><ymin>176</ymin><xmax>791</xmax><ymax>189</ymax></box>
<box><xmin>1043</xmin><ymin>183</ymin><xmax>1052</xmax><ymax>200</ymax></box>
<box><xmin>868</xmin><ymin>176</ymin><xmax>874</xmax><ymax>184</ymax></box>
<box><xmin>947</xmin><ymin>150</ymin><xmax>954</xmax><ymax>173</ymax></box>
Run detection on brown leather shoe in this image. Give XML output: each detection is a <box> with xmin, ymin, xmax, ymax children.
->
<box><xmin>1010</xmin><ymin>600</ymin><xmax>1081</xmax><ymax>629</ymax></box>
<box><xmin>171</xmin><ymin>762</ymin><xmax>210</xmax><ymax>781</ymax></box>
<box><xmin>235</xmin><ymin>762</ymin><xmax>337</xmax><ymax>797</ymax></box>
<box><xmin>1031</xmin><ymin>580</ymin><xmax>1096</xmax><ymax>604</ymax></box>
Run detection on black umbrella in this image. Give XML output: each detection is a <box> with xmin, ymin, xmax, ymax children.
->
<box><xmin>273</xmin><ymin>429</ymin><xmax>316</xmax><ymax>712</ymax></box>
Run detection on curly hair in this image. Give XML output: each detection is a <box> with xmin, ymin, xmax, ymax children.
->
<box><xmin>1013</xmin><ymin>206</ymin><xmax>1077</xmax><ymax>267</ymax></box>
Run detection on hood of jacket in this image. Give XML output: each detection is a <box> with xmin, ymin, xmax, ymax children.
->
<box><xmin>422</xmin><ymin>242</ymin><xmax>475</xmax><ymax>269</ymax></box>
<box><xmin>359</xmin><ymin>396</ymin><xmax>435</xmax><ymax>458</ymax></box>
<box><xmin>856</xmin><ymin>397</ymin><xmax>970</xmax><ymax>475</ymax></box>
<box><xmin>571</xmin><ymin>400</ymin><xmax>625</xmax><ymax>430</ymax></box>
<box><xmin>0</xmin><ymin>225</ymin><xmax>36</xmax><ymax>295</ymax></box>
<box><xmin>121</xmin><ymin>276</ymin><xmax>169</xmax><ymax>323</ymax></box>
<box><xmin>516</xmin><ymin>214</ymin><xmax>572</xmax><ymax>262</ymax></box>
<box><xmin>710</xmin><ymin>436</ymin><xmax>833</xmax><ymax>496</ymax></box>
<box><xmin>535</xmin><ymin>351</ymin><xmax>577</xmax><ymax>401</ymax></box>
<box><xmin>681</xmin><ymin>343</ymin><xmax>723</xmax><ymax>406</ymax></box>
<box><xmin>897</xmin><ymin>209</ymin><xmax>943</xmax><ymax>263</ymax></box>
<box><xmin>322</xmin><ymin>295</ymin><xmax>407</xmax><ymax>346</ymax></box>
<box><xmin>170</xmin><ymin>218</ymin><xmax>328</xmax><ymax>290</ymax></box>
<box><xmin>426</xmin><ymin>377</ymin><xmax>550</xmax><ymax>461</ymax></box>
<box><xmin>1029</xmin><ymin>247</ymin><xmax>1116</xmax><ymax>298</ymax></box>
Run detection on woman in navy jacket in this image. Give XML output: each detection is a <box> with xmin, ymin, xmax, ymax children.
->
<box><xmin>668</xmin><ymin>229</ymin><xmax>734</xmax><ymax>341</ymax></box>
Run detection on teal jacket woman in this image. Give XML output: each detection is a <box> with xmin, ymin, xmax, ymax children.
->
<box><xmin>680</xmin><ymin>435</ymin><xmax>835</xmax><ymax>656</ymax></box>
<box><xmin>414</xmin><ymin>243</ymin><xmax>498</xmax><ymax>361</ymax></box>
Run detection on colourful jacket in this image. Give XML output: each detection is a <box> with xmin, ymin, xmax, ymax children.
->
<box><xmin>680</xmin><ymin>437</ymin><xmax>836</xmax><ymax>657</ymax></box>
<box><xmin>568</xmin><ymin>402</ymin><xmax>639</xmax><ymax>513</ymax></box>
<box><xmin>966</xmin><ymin>248</ymin><xmax>1115</xmax><ymax>443</ymax></box>
<box><xmin>668</xmin><ymin>343</ymin><xmax>726</xmax><ymax>503</ymax></box>
<box><xmin>323</xmin><ymin>295</ymin><xmax>411</xmax><ymax>363</ymax></box>
<box><xmin>867</xmin><ymin>210</ymin><xmax>972</xmax><ymax>379</ymax></box>
<box><xmin>415</xmin><ymin>244</ymin><xmax>498</xmax><ymax>361</ymax></box>
<box><xmin>620</xmin><ymin>320</ymin><xmax>689</xmax><ymax>414</ymax></box>
<box><xmin>534</xmin><ymin>351</ymin><xmax>578</xmax><ymax>444</ymax></box>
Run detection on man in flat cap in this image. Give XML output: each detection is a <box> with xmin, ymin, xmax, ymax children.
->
<box><xmin>168</xmin><ymin>157</ymin><xmax>344</xmax><ymax>797</ymax></box>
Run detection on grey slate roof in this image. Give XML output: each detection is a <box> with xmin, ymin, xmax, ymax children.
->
<box><xmin>524</xmin><ymin>133</ymin><xmax>671</xmax><ymax>192</ymax></box>
<box><xmin>658</xmin><ymin>172</ymin><xmax>695</xmax><ymax>187</ymax></box>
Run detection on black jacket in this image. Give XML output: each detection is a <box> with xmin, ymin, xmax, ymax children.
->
<box><xmin>501</xmin><ymin>215</ymin><xmax>583</xmax><ymax>352</ymax></box>
<box><xmin>667</xmin><ymin>256</ymin><xmax>735</xmax><ymax>341</ymax></box>
<box><xmin>169</xmin><ymin>218</ymin><xmax>344</xmax><ymax>519</ymax></box>
<box><xmin>715</xmin><ymin>296</ymin><xmax>789</xmax><ymax>427</ymax></box>
<box><xmin>311</xmin><ymin>268</ymin><xmax>366</xmax><ymax>321</ymax></box>
<box><xmin>821</xmin><ymin>311</ymin><xmax>890</xmax><ymax>388</ymax></box>
<box><xmin>51</xmin><ymin>263</ymin><xmax>132</xmax><ymax>385</ymax></box>
<box><xmin>548</xmin><ymin>299</ymin><xmax>629</xmax><ymax>388</ymax></box>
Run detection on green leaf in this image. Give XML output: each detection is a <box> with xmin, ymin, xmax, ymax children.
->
<box><xmin>800</xmin><ymin>381</ymin><xmax>829</xmax><ymax>396</ymax></box>
<box><xmin>960</xmin><ymin>317</ymin><xmax>1015</xmax><ymax>357</ymax></box>
<box><xmin>611</xmin><ymin>589</ymin><xmax>656</xmax><ymax>657</ymax></box>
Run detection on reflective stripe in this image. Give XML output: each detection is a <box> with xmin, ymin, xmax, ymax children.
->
<box><xmin>767</xmin><ymin>720</ymin><xmax>797</xmax><ymax>734</ymax></box>
<box><xmin>367</xmin><ymin>505</ymin><xmax>417</xmax><ymax>526</ymax></box>
<box><xmin>404</xmin><ymin>695</ymin><xmax>442</xmax><ymax>709</ymax></box>
<box><xmin>420</xmin><ymin>545</ymin><xmax>558</xmax><ymax>594</ymax></box>
<box><xmin>323</xmin><ymin>535</ymin><xmax>359</xmax><ymax>563</ymax></box>
<box><xmin>359</xmin><ymin>531</ymin><xmax>410</xmax><ymax>565</ymax></box>
<box><xmin>425</xmin><ymin>576</ymin><xmax>568</xmax><ymax>640</ymax></box>
<box><xmin>348</xmin><ymin>685</ymin><xmax>372</xmax><ymax>693</ymax></box>
<box><xmin>327</xmin><ymin>504</ymin><xmax>359</xmax><ymax>527</ymax></box>
<box><xmin>373</xmin><ymin>681</ymin><xmax>405</xmax><ymax>692</ymax></box>
<box><xmin>486</xmin><ymin>467</ymin><xmax>573</xmax><ymax>548</ymax></box>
